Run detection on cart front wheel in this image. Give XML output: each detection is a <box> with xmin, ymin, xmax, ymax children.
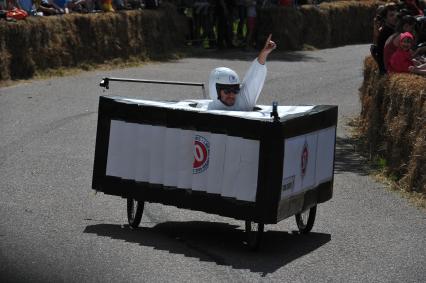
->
<box><xmin>245</xmin><ymin>221</ymin><xmax>264</xmax><ymax>251</ymax></box>
<box><xmin>295</xmin><ymin>205</ymin><xmax>317</xmax><ymax>234</ymax></box>
<box><xmin>127</xmin><ymin>198</ymin><xmax>144</xmax><ymax>228</ymax></box>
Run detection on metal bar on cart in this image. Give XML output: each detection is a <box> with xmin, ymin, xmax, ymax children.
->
<box><xmin>99</xmin><ymin>77</ymin><xmax>207</xmax><ymax>98</ymax></box>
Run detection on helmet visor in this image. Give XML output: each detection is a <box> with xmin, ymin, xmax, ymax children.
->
<box><xmin>217</xmin><ymin>83</ymin><xmax>240</xmax><ymax>95</ymax></box>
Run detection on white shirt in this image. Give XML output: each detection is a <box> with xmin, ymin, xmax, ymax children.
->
<box><xmin>207</xmin><ymin>59</ymin><xmax>267</xmax><ymax>111</ymax></box>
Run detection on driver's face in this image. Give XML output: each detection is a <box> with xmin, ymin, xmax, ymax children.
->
<box><xmin>219</xmin><ymin>89</ymin><xmax>238</xmax><ymax>106</ymax></box>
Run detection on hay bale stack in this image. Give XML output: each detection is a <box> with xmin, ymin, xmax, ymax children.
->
<box><xmin>359</xmin><ymin>56</ymin><xmax>426</xmax><ymax>193</ymax></box>
<box><xmin>0</xmin><ymin>4</ymin><xmax>187</xmax><ymax>81</ymax></box>
<box><xmin>257</xmin><ymin>1</ymin><xmax>378</xmax><ymax>49</ymax></box>
<box><xmin>256</xmin><ymin>7</ymin><xmax>304</xmax><ymax>50</ymax></box>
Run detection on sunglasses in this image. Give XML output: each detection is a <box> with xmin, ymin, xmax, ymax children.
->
<box><xmin>223</xmin><ymin>88</ymin><xmax>240</xmax><ymax>95</ymax></box>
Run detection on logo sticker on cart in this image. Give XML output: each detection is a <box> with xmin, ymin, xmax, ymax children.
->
<box><xmin>301</xmin><ymin>141</ymin><xmax>309</xmax><ymax>177</ymax></box>
<box><xmin>193</xmin><ymin>135</ymin><xmax>210</xmax><ymax>174</ymax></box>
<box><xmin>282</xmin><ymin>175</ymin><xmax>295</xmax><ymax>193</ymax></box>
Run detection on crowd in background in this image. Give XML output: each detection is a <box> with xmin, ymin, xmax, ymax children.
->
<box><xmin>0</xmin><ymin>0</ymin><xmax>311</xmax><ymax>50</ymax></box>
<box><xmin>179</xmin><ymin>0</ymin><xmax>314</xmax><ymax>50</ymax></box>
<box><xmin>0</xmin><ymin>0</ymin><xmax>159</xmax><ymax>17</ymax></box>
<box><xmin>371</xmin><ymin>0</ymin><xmax>426</xmax><ymax>75</ymax></box>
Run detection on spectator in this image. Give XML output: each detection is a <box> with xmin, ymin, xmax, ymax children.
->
<box><xmin>193</xmin><ymin>0</ymin><xmax>209</xmax><ymax>46</ymax></box>
<box><xmin>100</xmin><ymin>0</ymin><xmax>114</xmax><ymax>11</ymax></box>
<box><xmin>416</xmin><ymin>15</ymin><xmax>426</xmax><ymax>44</ymax></box>
<box><xmin>245</xmin><ymin>0</ymin><xmax>257</xmax><ymax>50</ymax></box>
<box><xmin>17</xmin><ymin>0</ymin><xmax>34</xmax><ymax>13</ymax></box>
<box><xmin>52</xmin><ymin>0</ymin><xmax>66</xmax><ymax>10</ymax></box>
<box><xmin>236</xmin><ymin>0</ymin><xmax>247</xmax><ymax>44</ymax></box>
<box><xmin>400</xmin><ymin>0</ymin><xmax>424</xmax><ymax>16</ymax></box>
<box><xmin>376</xmin><ymin>3</ymin><xmax>398</xmax><ymax>74</ymax></box>
<box><xmin>388</xmin><ymin>31</ymin><xmax>426</xmax><ymax>74</ymax></box>
<box><xmin>67</xmin><ymin>0</ymin><xmax>93</xmax><ymax>12</ymax></box>
<box><xmin>216</xmin><ymin>0</ymin><xmax>235</xmax><ymax>49</ymax></box>
<box><xmin>38</xmin><ymin>0</ymin><xmax>64</xmax><ymax>14</ymax></box>
<box><xmin>278</xmin><ymin>0</ymin><xmax>292</xmax><ymax>7</ymax></box>
<box><xmin>112</xmin><ymin>0</ymin><xmax>126</xmax><ymax>10</ymax></box>
<box><xmin>0</xmin><ymin>0</ymin><xmax>6</xmax><ymax>9</ymax></box>
<box><xmin>373</xmin><ymin>5</ymin><xmax>385</xmax><ymax>45</ymax></box>
<box><xmin>384</xmin><ymin>15</ymin><xmax>417</xmax><ymax>72</ymax></box>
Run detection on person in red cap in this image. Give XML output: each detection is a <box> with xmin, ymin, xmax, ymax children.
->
<box><xmin>388</xmin><ymin>32</ymin><xmax>426</xmax><ymax>75</ymax></box>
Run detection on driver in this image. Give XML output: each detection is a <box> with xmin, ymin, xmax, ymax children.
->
<box><xmin>207</xmin><ymin>34</ymin><xmax>277</xmax><ymax>111</ymax></box>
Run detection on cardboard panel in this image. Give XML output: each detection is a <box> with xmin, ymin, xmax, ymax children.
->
<box><xmin>149</xmin><ymin>126</ymin><xmax>166</xmax><ymax>184</ymax></box>
<box><xmin>316</xmin><ymin>127</ymin><xmax>336</xmax><ymax>184</ymax></box>
<box><xmin>176</xmin><ymin>129</ymin><xmax>194</xmax><ymax>189</ymax></box>
<box><xmin>191</xmin><ymin>132</ymin><xmax>211</xmax><ymax>192</ymax></box>
<box><xmin>163</xmin><ymin>127</ymin><xmax>181</xmax><ymax>187</ymax></box>
<box><xmin>300</xmin><ymin>133</ymin><xmax>318</xmax><ymax>191</ymax></box>
<box><xmin>106</xmin><ymin>120</ymin><xmax>126</xmax><ymax>177</ymax></box>
<box><xmin>233</xmin><ymin>139</ymin><xmax>260</xmax><ymax>201</ymax></box>
<box><xmin>134</xmin><ymin>124</ymin><xmax>152</xmax><ymax>183</ymax></box>
<box><xmin>206</xmin><ymin>133</ymin><xmax>227</xmax><ymax>195</ymax></box>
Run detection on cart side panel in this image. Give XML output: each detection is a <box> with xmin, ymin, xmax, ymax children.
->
<box><xmin>92</xmin><ymin>97</ymin><xmax>338</xmax><ymax>224</ymax></box>
<box><xmin>254</xmin><ymin>124</ymin><xmax>284</xmax><ymax>223</ymax></box>
<box><xmin>98</xmin><ymin>176</ymin><xmax>258</xmax><ymax>221</ymax></box>
<box><xmin>92</xmin><ymin>96</ymin><xmax>114</xmax><ymax>190</ymax></box>
<box><xmin>276</xmin><ymin>106</ymin><xmax>338</xmax><ymax>222</ymax></box>
<box><xmin>92</xmin><ymin>96</ymin><xmax>270</xmax><ymax>221</ymax></box>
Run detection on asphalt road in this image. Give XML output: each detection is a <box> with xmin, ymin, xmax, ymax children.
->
<box><xmin>0</xmin><ymin>44</ymin><xmax>425</xmax><ymax>282</ymax></box>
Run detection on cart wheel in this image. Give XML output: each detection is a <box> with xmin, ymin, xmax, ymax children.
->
<box><xmin>245</xmin><ymin>221</ymin><xmax>264</xmax><ymax>251</ymax></box>
<box><xmin>127</xmin><ymin>198</ymin><xmax>144</xmax><ymax>229</ymax></box>
<box><xmin>295</xmin><ymin>205</ymin><xmax>317</xmax><ymax>234</ymax></box>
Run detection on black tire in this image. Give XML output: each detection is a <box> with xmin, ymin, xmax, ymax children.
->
<box><xmin>245</xmin><ymin>221</ymin><xmax>264</xmax><ymax>251</ymax></box>
<box><xmin>295</xmin><ymin>205</ymin><xmax>317</xmax><ymax>234</ymax></box>
<box><xmin>127</xmin><ymin>198</ymin><xmax>144</xmax><ymax>229</ymax></box>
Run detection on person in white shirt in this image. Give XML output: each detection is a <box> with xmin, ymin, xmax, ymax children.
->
<box><xmin>207</xmin><ymin>34</ymin><xmax>276</xmax><ymax>111</ymax></box>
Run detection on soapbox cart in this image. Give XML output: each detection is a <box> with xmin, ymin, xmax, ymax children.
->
<box><xmin>92</xmin><ymin>78</ymin><xmax>337</xmax><ymax>250</ymax></box>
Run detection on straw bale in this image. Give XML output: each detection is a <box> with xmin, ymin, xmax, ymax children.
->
<box><xmin>0</xmin><ymin>3</ymin><xmax>187</xmax><ymax>80</ymax></box>
<box><xmin>299</xmin><ymin>5</ymin><xmax>331</xmax><ymax>48</ymax></box>
<box><xmin>359</xmin><ymin>56</ymin><xmax>426</xmax><ymax>193</ymax></box>
<box><xmin>257</xmin><ymin>1</ymin><xmax>379</xmax><ymax>50</ymax></box>
<box><xmin>257</xmin><ymin>7</ymin><xmax>304</xmax><ymax>50</ymax></box>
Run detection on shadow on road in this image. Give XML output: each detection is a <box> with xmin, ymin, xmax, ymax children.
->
<box><xmin>183</xmin><ymin>49</ymin><xmax>325</xmax><ymax>63</ymax></box>
<box><xmin>334</xmin><ymin>136</ymin><xmax>372</xmax><ymax>176</ymax></box>
<box><xmin>84</xmin><ymin>221</ymin><xmax>330</xmax><ymax>275</ymax></box>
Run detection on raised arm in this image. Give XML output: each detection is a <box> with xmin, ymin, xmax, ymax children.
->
<box><xmin>257</xmin><ymin>34</ymin><xmax>277</xmax><ymax>65</ymax></box>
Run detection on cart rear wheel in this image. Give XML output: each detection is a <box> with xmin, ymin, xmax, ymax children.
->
<box><xmin>127</xmin><ymin>198</ymin><xmax>144</xmax><ymax>228</ymax></box>
<box><xmin>245</xmin><ymin>221</ymin><xmax>264</xmax><ymax>251</ymax></box>
<box><xmin>295</xmin><ymin>205</ymin><xmax>316</xmax><ymax>234</ymax></box>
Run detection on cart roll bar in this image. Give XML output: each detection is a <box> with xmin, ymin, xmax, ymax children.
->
<box><xmin>99</xmin><ymin>77</ymin><xmax>207</xmax><ymax>98</ymax></box>
<box><xmin>270</xmin><ymin>101</ymin><xmax>280</xmax><ymax>122</ymax></box>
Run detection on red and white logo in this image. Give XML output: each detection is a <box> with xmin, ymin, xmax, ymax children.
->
<box><xmin>193</xmin><ymin>135</ymin><xmax>209</xmax><ymax>174</ymax></box>
<box><xmin>301</xmin><ymin>141</ymin><xmax>309</xmax><ymax>177</ymax></box>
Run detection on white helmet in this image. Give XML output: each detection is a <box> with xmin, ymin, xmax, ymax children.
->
<box><xmin>208</xmin><ymin>67</ymin><xmax>240</xmax><ymax>100</ymax></box>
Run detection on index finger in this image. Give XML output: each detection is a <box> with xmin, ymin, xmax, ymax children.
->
<box><xmin>266</xmin><ymin>34</ymin><xmax>272</xmax><ymax>43</ymax></box>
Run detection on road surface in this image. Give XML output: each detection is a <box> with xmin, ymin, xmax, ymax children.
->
<box><xmin>0</xmin><ymin>44</ymin><xmax>425</xmax><ymax>282</ymax></box>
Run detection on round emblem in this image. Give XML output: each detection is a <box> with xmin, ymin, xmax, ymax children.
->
<box><xmin>301</xmin><ymin>142</ymin><xmax>309</xmax><ymax>177</ymax></box>
<box><xmin>193</xmin><ymin>135</ymin><xmax>209</xmax><ymax>174</ymax></box>
<box><xmin>229</xmin><ymin>75</ymin><xmax>237</xmax><ymax>83</ymax></box>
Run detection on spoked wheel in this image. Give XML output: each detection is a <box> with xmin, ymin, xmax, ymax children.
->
<box><xmin>127</xmin><ymin>198</ymin><xmax>144</xmax><ymax>229</ymax></box>
<box><xmin>295</xmin><ymin>205</ymin><xmax>317</xmax><ymax>234</ymax></box>
<box><xmin>245</xmin><ymin>221</ymin><xmax>264</xmax><ymax>251</ymax></box>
